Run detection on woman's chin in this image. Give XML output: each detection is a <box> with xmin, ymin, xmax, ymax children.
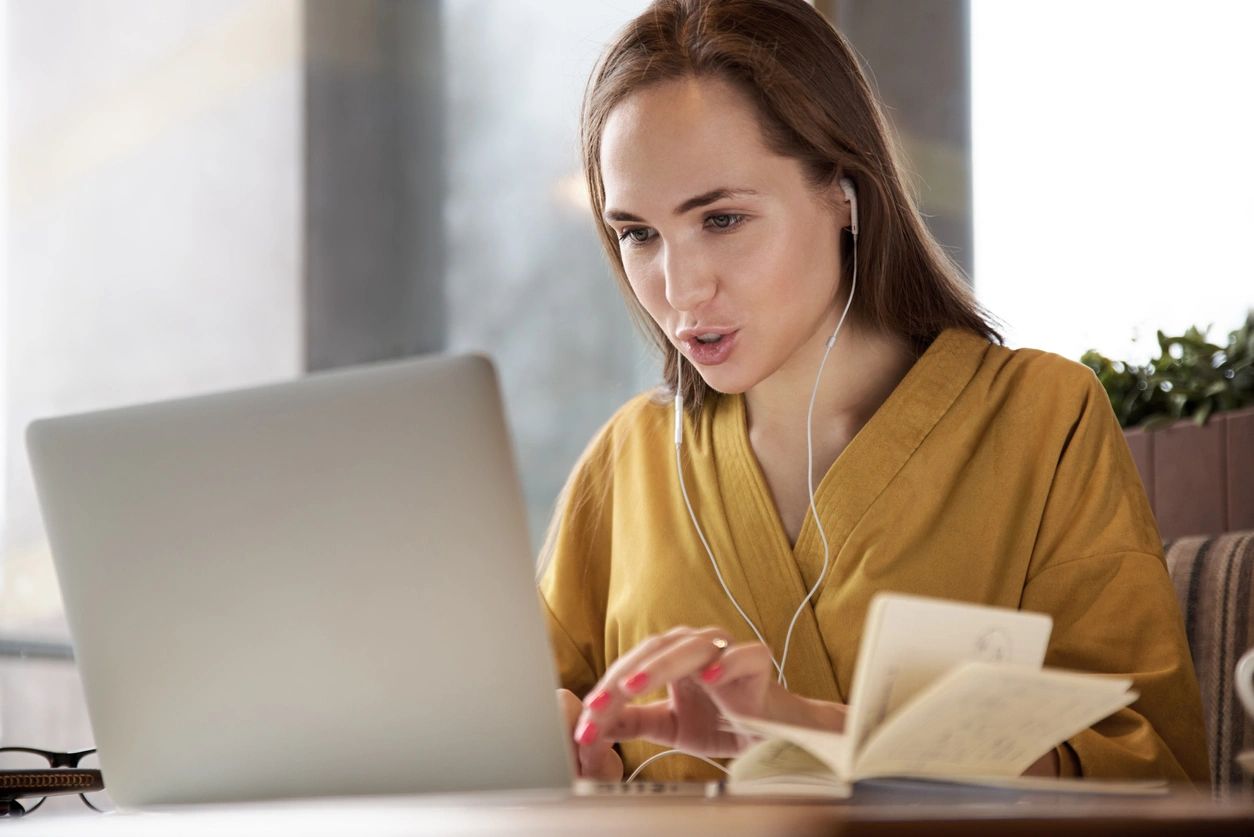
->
<box><xmin>693</xmin><ymin>365</ymin><xmax>755</xmax><ymax>396</ymax></box>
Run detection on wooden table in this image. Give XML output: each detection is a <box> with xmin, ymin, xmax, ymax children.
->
<box><xmin>12</xmin><ymin>786</ymin><xmax>1254</xmax><ymax>835</ymax></box>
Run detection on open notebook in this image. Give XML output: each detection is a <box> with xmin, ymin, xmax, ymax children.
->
<box><xmin>724</xmin><ymin>593</ymin><xmax>1164</xmax><ymax>797</ymax></box>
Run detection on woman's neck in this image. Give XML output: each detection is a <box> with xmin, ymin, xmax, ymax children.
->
<box><xmin>743</xmin><ymin>319</ymin><xmax>918</xmax><ymax>456</ymax></box>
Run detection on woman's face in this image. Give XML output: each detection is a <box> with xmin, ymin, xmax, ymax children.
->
<box><xmin>600</xmin><ymin>75</ymin><xmax>850</xmax><ymax>396</ymax></box>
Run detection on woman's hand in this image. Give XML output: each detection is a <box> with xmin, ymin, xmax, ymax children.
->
<box><xmin>570</xmin><ymin>625</ymin><xmax>847</xmax><ymax>772</ymax></box>
<box><xmin>558</xmin><ymin>688</ymin><xmax>623</xmax><ymax>779</ymax></box>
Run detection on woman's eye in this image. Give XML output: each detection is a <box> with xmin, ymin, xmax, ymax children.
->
<box><xmin>707</xmin><ymin>213</ymin><xmax>745</xmax><ymax>230</ymax></box>
<box><xmin>618</xmin><ymin>228</ymin><xmax>653</xmax><ymax>245</ymax></box>
<box><xmin>617</xmin><ymin>214</ymin><xmax>746</xmax><ymax>247</ymax></box>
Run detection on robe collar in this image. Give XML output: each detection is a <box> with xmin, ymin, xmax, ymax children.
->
<box><xmin>705</xmin><ymin>327</ymin><xmax>991</xmax><ymax>702</ymax></box>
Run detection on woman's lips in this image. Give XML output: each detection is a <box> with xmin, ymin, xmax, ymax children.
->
<box><xmin>683</xmin><ymin>330</ymin><xmax>739</xmax><ymax>366</ymax></box>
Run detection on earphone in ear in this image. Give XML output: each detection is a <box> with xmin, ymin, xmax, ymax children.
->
<box><xmin>839</xmin><ymin>176</ymin><xmax>858</xmax><ymax>235</ymax></box>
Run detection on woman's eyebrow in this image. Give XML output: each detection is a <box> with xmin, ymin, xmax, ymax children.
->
<box><xmin>603</xmin><ymin>187</ymin><xmax>760</xmax><ymax>224</ymax></box>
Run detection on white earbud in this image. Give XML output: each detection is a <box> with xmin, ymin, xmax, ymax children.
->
<box><xmin>839</xmin><ymin>176</ymin><xmax>858</xmax><ymax>235</ymax></box>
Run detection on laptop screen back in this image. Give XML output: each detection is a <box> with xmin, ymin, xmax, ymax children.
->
<box><xmin>26</xmin><ymin>354</ymin><xmax>572</xmax><ymax>807</ymax></box>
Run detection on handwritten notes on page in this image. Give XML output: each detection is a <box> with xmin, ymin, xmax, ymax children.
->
<box><xmin>853</xmin><ymin>661</ymin><xmax>1136</xmax><ymax>780</ymax></box>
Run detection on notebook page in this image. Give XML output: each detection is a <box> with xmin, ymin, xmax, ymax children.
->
<box><xmin>721</xmin><ymin>711</ymin><xmax>1163</xmax><ymax>797</ymax></box>
<box><xmin>842</xmin><ymin>594</ymin><xmax>1053</xmax><ymax>771</ymax></box>
<box><xmin>723</xmin><ymin>713</ymin><xmax>853</xmax><ymax>780</ymax></box>
<box><xmin>726</xmin><ymin>738</ymin><xmax>854</xmax><ymax>798</ymax></box>
<box><xmin>853</xmin><ymin>661</ymin><xmax>1135</xmax><ymax>781</ymax></box>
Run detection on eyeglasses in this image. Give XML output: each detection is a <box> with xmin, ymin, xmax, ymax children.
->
<box><xmin>0</xmin><ymin>747</ymin><xmax>111</xmax><ymax>817</ymax></box>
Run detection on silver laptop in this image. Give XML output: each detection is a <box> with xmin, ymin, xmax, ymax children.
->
<box><xmin>25</xmin><ymin>354</ymin><xmax>572</xmax><ymax>808</ymax></box>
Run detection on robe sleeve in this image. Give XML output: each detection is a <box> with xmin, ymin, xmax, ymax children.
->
<box><xmin>1019</xmin><ymin>366</ymin><xmax>1210</xmax><ymax>785</ymax></box>
<box><xmin>536</xmin><ymin>419</ymin><xmax>616</xmax><ymax>699</ymax></box>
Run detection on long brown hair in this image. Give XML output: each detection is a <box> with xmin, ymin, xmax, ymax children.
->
<box><xmin>581</xmin><ymin>0</ymin><xmax>1002</xmax><ymax>416</ymax></box>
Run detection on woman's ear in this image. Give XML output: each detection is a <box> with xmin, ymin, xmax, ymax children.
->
<box><xmin>825</xmin><ymin>176</ymin><xmax>854</xmax><ymax>231</ymax></box>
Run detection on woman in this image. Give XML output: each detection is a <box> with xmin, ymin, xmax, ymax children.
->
<box><xmin>539</xmin><ymin>0</ymin><xmax>1208</xmax><ymax>786</ymax></box>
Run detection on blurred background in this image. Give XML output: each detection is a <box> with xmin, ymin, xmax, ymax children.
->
<box><xmin>0</xmin><ymin>0</ymin><xmax>1250</xmax><ymax>801</ymax></box>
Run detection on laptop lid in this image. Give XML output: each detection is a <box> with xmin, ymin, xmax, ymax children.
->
<box><xmin>25</xmin><ymin>353</ymin><xmax>572</xmax><ymax>807</ymax></box>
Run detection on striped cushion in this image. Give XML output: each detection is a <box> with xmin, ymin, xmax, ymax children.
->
<box><xmin>1164</xmin><ymin>531</ymin><xmax>1254</xmax><ymax>797</ymax></box>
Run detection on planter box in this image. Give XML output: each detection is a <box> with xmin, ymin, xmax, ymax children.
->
<box><xmin>1123</xmin><ymin>405</ymin><xmax>1254</xmax><ymax>541</ymax></box>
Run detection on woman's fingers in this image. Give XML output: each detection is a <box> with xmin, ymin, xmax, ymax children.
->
<box><xmin>601</xmin><ymin>700</ymin><xmax>678</xmax><ymax>745</ymax></box>
<box><xmin>577</xmin><ymin>732</ymin><xmax>623</xmax><ymax>780</ymax></box>
<box><xmin>561</xmin><ymin>688</ymin><xmax>622</xmax><ymax>779</ymax></box>
<box><xmin>600</xmin><ymin>624</ymin><xmax>715</xmax><ymax>693</ymax></box>
<box><xmin>694</xmin><ymin>641</ymin><xmax>775</xmax><ymax>690</ymax></box>
<box><xmin>557</xmin><ymin>689</ymin><xmax>583</xmax><ymax>772</ymax></box>
<box><xmin>613</xmin><ymin>627</ymin><xmax>733</xmax><ymax>697</ymax></box>
<box><xmin>606</xmin><ymin>687</ymin><xmax>750</xmax><ymax>758</ymax></box>
<box><xmin>586</xmin><ymin>743</ymin><xmax>624</xmax><ymax>780</ymax></box>
<box><xmin>569</xmin><ymin>632</ymin><xmax>844</xmax><ymax>765</ymax></box>
<box><xmin>575</xmin><ymin>625</ymin><xmax>730</xmax><ymax>747</ymax></box>
<box><xmin>575</xmin><ymin>629</ymin><xmax>682</xmax><ymax>721</ymax></box>
<box><xmin>558</xmin><ymin>688</ymin><xmax>583</xmax><ymax>727</ymax></box>
<box><xmin>690</xmin><ymin>642</ymin><xmax>779</xmax><ymax>725</ymax></box>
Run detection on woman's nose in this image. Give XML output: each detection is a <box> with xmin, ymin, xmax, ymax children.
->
<box><xmin>662</xmin><ymin>246</ymin><xmax>717</xmax><ymax>312</ymax></box>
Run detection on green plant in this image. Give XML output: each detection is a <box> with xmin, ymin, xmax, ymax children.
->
<box><xmin>1081</xmin><ymin>311</ymin><xmax>1254</xmax><ymax>430</ymax></box>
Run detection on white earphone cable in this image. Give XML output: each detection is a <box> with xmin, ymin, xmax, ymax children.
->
<box><xmin>673</xmin><ymin>369</ymin><xmax>785</xmax><ymax>681</ymax></box>
<box><xmin>670</xmin><ymin>228</ymin><xmax>858</xmax><ymax>690</ymax></box>
<box><xmin>627</xmin><ymin>193</ymin><xmax>858</xmax><ymax>783</ymax></box>
<box><xmin>625</xmin><ymin>749</ymin><xmax>730</xmax><ymax>783</ymax></box>
<box><xmin>777</xmin><ymin>227</ymin><xmax>857</xmax><ymax>680</ymax></box>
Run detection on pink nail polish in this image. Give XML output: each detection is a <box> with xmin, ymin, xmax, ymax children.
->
<box><xmin>588</xmin><ymin>690</ymin><xmax>611</xmax><ymax>711</ymax></box>
<box><xmin>700</xmin><ymin>663</ymin><xmax>723</xmax><ymax>684</ymax></box>
<box><xmin>623</xmin><ymin>671</ymin><xmax>650</xmax><ymax>694</ymax></box>
<box><xmin>576</xmin><ymin>720</ymin><xmax>598</xmax><ymax>746</ymax></box>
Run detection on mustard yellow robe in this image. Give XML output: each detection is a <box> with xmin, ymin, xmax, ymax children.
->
<box><xmin>538</xmin><ymin>327</ymin><xmax>1210</xmax><ymax>785</ymax></box>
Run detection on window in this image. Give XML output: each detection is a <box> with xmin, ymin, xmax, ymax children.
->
<box><xmin>972</xmin><ymin>0</ymin><xmax>1254</xmax><ymax>362</ymax></box>
<box><xmin>442</xmin><ymin>0</ymin><xmax>657</xmax><ymax>544</ymax></box>
<box><xmin>1</xmin><ymin>0</ymin><xmax>302</xmax><ymax>762</ymax></box>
